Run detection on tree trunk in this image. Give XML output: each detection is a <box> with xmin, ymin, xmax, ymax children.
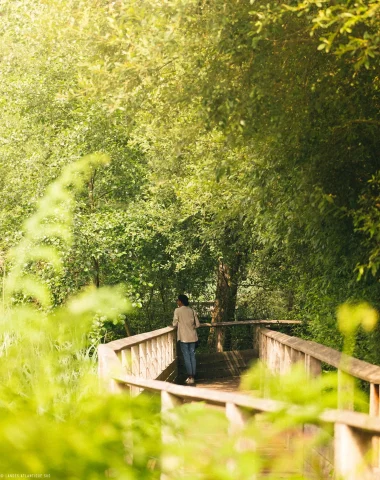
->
<box><xmin>208</xmin><ymin>255</ymin><xmax>242</xmax><ymax>352</ymax></box>
<box><xmin>124</xmin><ymin>317</ymin><xmax>132</xmax><ymax>337</ymax></box>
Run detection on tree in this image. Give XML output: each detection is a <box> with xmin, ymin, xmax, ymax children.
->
<box><xmin>80</xmin><ymin>0</ymin><xmax>380</xmax><ymax>353</ymax></box>
<box><xmin>1</xmin><ymin>0</ymin><xmax>380</xmax><ymax>358</ymax></box>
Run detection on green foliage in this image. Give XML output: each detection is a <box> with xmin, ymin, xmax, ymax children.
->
<box><xmin>2</xmin><ymin>2</ymin><xmax>380</xmax><ymax>479</ymax></box>
<box><xmin>75</xmin><ymin>0</ymin><xmax>380</xmax><ymax>335</ymax></box>
<box><xmin>0</xmin><ymin>392</ymin><xmax>161</xmax><ymax>479</ymax></box>
<box><xmin>1</xmin><ymin>0</ymin><xmax>380</xmax><ymax>377</ymax></box>
<box><xmin>242</xmin><ymin>362</ymin><xmax>368</xmax><ymax>413</ymax></box>
<box><xmin>353</xmin><ymin>172</ymin><xmax>380</xmax><ymax>278</ymax></box>
<box><xmin>5</xmin><ymin>154</ymin><xmax>109</xmax><ymax>308</ymax></box>
<box><xmin>0</xmin><ymin>155</ymin><xmax>163</xmax><ymax>478</ymax></box>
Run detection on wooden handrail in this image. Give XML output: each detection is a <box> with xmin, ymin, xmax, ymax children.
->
<box><xmin>104</xmin><ymin>321</ymin><xmax>301</xmax><ymax>352</ymax></box>
<box><xmin>261</xmin><ymin>327</ymin><xmax>380</xmax><ymax>384</ymax></box>
<box><xmin>115</xmin><ymin>372</ymin><xmax>380</xmax><ymax>478</ymax></box>
<box><xmin>114</xmin><ymin>373</ymin><xmax>380</xmax><ymax>434</ymax></box>
<box><xmin>199</xmin><ymin>320</ymin><xmax>301</xmax><ymax>327</ymax></box>
<box><xmin>105</xmin><ymin>326</ymin><xmax>175</xmax><ymax>353</ymax></box>
<box><xmin>117</xmin><ymin>374</ymin><xmax>283</xmax><ymax>410</ymax></box>
<box><xmin>259</xmin><ymin>323</ymin><xmax>380</xmax><ymax>475</ymax></box>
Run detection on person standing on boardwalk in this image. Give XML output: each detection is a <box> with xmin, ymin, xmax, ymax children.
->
<box><xmin>173</xmin><ymin>294</ymin><xmax>200</xmax><ymax>385</ymax></box>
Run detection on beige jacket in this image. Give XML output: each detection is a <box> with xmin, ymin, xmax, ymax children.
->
<box><xmin>173</xmin><ymin>306</ymin><xmax>200</xmax><ymax>342</ymax></box>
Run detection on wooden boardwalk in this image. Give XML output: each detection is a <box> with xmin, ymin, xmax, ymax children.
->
<box><xmin>190</xmin><ymin>375</ymin><xmax>303</xmax><ymax>479</ymax></box>
<box><xmin>99</xmin><ymin>321</ymin><xmax>380</xmax><ymax>479</ymax></box>
<box><xmin>195</xmin><ymin>376</ymin><xmax>242</xmax><ymax>392</ymax></box>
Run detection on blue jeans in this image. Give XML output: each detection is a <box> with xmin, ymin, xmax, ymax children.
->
<box><xmin>180</xmin><ymin>342</ymin><xmax>196</xmax><ymax>376</ymax></box>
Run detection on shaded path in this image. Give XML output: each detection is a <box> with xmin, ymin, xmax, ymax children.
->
<box><xmin>195</xmin><ymin>376</ymin><xmax>242</xmax><ymax>392</ymax></box>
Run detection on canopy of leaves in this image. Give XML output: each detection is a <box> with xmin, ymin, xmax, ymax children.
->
<box><xmin>0</xmin><ymin>0</ymin><xmax>379</xmax><ymax>352</ymax></box>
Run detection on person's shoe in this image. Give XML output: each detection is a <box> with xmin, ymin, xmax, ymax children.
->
<box><xmin>187</xmin><ymin>377</ymin><xmax>195</xmax><ymax>385</ymax></box>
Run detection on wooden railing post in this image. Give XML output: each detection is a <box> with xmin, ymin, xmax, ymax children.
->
<box><xmin>305</xmin><ymin>354</ymin><xmax>322</xmax><ymax>379</ymax></box>
<box><xmin>131</xmin><ymin>345</ymin><xmax>139</xmax><ymax>375</ymax></box>
<box><xmin>120</xmin><ymin>347</ymin><xmax>132</xmax><ymax>394</ymax></box>
<box><xmin>226</xmin><ymin>402</ymin><xmax>250</xmax><ymax>435</ymax></box>
<box><xmin>167</xmin><ymin>332</ymin><xmax>172</xmax><ymax>366</ymax></box>
<box><xmin>370</xmin><ymin>383</ymin><xmax>379</xmax><ymax>416</ymax></box>
<box><xmin>120</xmin><ymin>348</ymin><xmax>131</xmax><ymax>371</ymax></box>
<box><xmin>259</xmin><ymin>329</ymin><xmax>266</xmax><ymax>363</ymax></box>
<box><xmin>146</xmin><ymin>340</ymin><xmax>152</xmax><ymax>379</ymax></box>
<box><xmin>225</xmin><ymin>401</ymin><xmax>255</xmax><ymax>473</ymax></box>
<box><xmin>335</xmin><ymin>423</ymin><xmax>373</xmax><ymax>479</ymax></box>
<box><xmin>158</xmin><ymin>335</ymin><xmax>164</xmax><ymax>371</ymax></box>
<box><xmin>370</xmin><ymin>383</ymin><xmax>380</xmax><ymax>468</ymax></box>
<box><xmin>98</xmin><ymin>345</ymin><xmax>125</xmax><ymax>393</ymax></box>
<box><xmin>130</xmin><ymin>345</ymin><xmax>140</xmax><ymax>396</ymax></box>
<box><xmin>163</xmin><ymin>333</ymin><xmax>168</xmax><ymax>368</ymax></box>
<box><xmin>283</xmin><ymin>345</ymin><xmax>292</xmax><ymax>374</ymax></box>
<box><xmin>161</xmin><ymin>391</ymin><xmax>183</xmax><ymax>480</ymax></box>
<box><xmin>139</xmin><ymin>342</ymin><xmax>147</xmax><ymax>378</ymax></box>
<box><xmin>152</xmin><ymin>337</ymin><xmax>158</xmax><ymax>378</ymax></box>
<box><xmin>171</xmin><ymin>330</ymin><xmax>176</xmax><ymax>363</ymax></box>
<box><xmin>274</xmin><ymin>339</ymin><xmax>282</xmax><ymax>373</ymax></box>
<box><xmin>161</xmin><ymin>390</ymin><xmax>183</xmax><ymax>410</ymax></box>
<box><xmin>252</xmin><ymin>325</ymin><xmax>260</xmax><ymax>357</ymax></box>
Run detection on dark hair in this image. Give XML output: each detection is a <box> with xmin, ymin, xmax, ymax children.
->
<box><xmin>177</xmin><ymin>294</ymin><xmax>189</xmax><ymax>306</ymax></box>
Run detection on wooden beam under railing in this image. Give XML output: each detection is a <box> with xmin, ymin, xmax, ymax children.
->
<box><xmin>198</xmin><ymin>319</ymin><xmax>301</xmax><ymax>327</ymax></box>
<box><xmin>116</xmin><ymin>373</ymin><xmax>380</xmax><ymax>480</ymax></box>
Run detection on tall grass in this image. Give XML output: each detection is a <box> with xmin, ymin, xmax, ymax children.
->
<box><xmin>0</xmin><ymin>155</ymin><xmax>161</xmax><ymax>478</ymax></box>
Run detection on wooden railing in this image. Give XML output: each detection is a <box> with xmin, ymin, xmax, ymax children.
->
<box><xmin>113</xmin><ymin>373</ymin><xmax>380</xmax><ymax>480</ymax></box>
<box><xmin>260</xmin><ymin>327</ymin><xmax>380</xmax><ymax>478</ymax></box>
<box><xmin>98</xmin><ymin>326</ymin><xmax>177</xmax><ymax>395</ymax></box>
<box><xmin>98</xmin><ymin>320</ymin><xmax>300</xmax><ymax>389</ymax></box>
<box><xmin>260</xmin><ymin>328</ymin><xmax>380</xmax><ymax>413</ymax></box>
<box><xmin>98</xmin><ymin>320</ymin><xmax>380</xmax><ymax>479</ymax></box>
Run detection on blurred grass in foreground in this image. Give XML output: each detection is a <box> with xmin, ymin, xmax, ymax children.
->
<box><xmin>0</xmin><ymin>155</ymin><xmax>161</xmax><ymax>478</ymax></box>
